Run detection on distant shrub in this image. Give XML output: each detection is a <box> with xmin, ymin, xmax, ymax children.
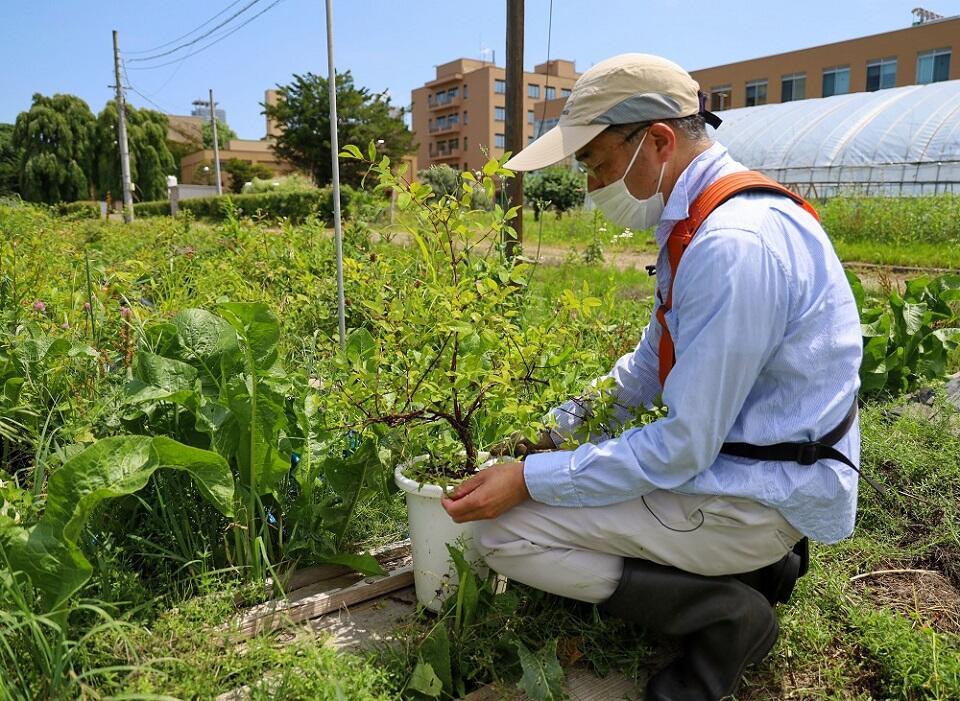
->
<box><xmin>134</xmin><ymin>188</ymin><xmax>347</xmax><ymax>224</ymax></box>
<box><xmin>55</xmin><ymin>201</ymin><xmax>100</xmax><ymax>219</ymax></box>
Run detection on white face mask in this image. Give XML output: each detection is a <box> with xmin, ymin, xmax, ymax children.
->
<box><xmin>588</xmin><ymin>131</ymin><xmax>666</xmax><ymax>230</ymax></box>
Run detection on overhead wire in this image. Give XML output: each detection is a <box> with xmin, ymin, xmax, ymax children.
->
<box><xmin>126</xmin><ymin>0</ymin><xmax>264</xmax><ymax>63</ymax></box>
<box><xmin>125</xmin><ymin>0</ymin><xmax>285</xmax><ymax>71</ymax></box>
<box><xmin>123</xmin><ymin>0</ymin><xmax>246</xmax><ymax>55</ymax></box>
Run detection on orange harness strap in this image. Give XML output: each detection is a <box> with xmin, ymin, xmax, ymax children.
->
<box><xmin>656</xmin><ymin>172</ymin><xmax>820</xmax><ymax>388</ymax></box>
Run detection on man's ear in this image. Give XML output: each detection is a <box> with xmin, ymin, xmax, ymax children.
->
<box><xmin>648</xmin><ymin>122</ymin><xmax>677</xmax><ymax>162</ymax></box>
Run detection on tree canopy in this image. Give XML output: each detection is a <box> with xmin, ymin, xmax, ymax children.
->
<box><xmin>12</xmin><ymin>93</ymin><xmax>97</xmax><ymax>203</ymax></box>
<box><xmin>93</xmin><ymin>102</ymin><xmax>176</xmax><ymax>202</ymax></box>
<box><xmin>202</xmin><ymin>119</ymin><xmax>237</xmax><ymax>150</ymax></box>
<box><xmin>523</xmin><ymin>165</ymin><xmax>586</xmax><ymax>219</ymax></box>
<box><xmin>262</xmin><ymin>71</ymin><xmax>415</xmax><ymax>187</ymax></box>
<box><xmin>0</xmin><ymin>123</ymin><xmax>18</xmax><ymax>196</ymax></box>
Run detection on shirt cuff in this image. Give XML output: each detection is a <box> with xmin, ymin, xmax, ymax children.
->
<box><xmin>522</xmin><ymin>450</ymin><xmax>581</xmax><ymax>507</ymax></box>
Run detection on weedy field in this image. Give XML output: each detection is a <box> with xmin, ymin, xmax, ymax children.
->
<box><xmin>1</xmin><ymin>176</ymin><xmax>959</xmax><ymax>700</ymax></box>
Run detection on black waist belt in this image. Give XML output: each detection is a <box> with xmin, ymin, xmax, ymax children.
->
<box><xmin>719</xmin><ymin>399</ymin><xmax>885</xmax><ymax>497</ymax></box>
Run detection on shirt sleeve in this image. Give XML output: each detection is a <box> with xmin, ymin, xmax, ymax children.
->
<box><xmin>523</xmin><ymin>226</ymin><xmax>791</xmax><ymax>506</ymax></box>
<box><xmin>547</xmin><ymin>307</ymin><xmax>663</xmax><ymax>447</ymax></box>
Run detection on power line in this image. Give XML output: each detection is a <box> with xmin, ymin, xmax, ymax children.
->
<box><xmin>536</xmin><ymin>0</ymin><xmax>555</xmax><ymax>138</ymax></box>
<box><xmin>124</xmin><ymin>0</ymin><xmax>246</xmax><ymax>55</ymax></box>
<box><xmin>126</xmin><ymin>0</ymin><xmax>263</xmax><ymax>63</ymax></box>
<box><xmin>126</xmin><ymin>0</ymin><xmax>284</xmax><ymax>71</ymax></box>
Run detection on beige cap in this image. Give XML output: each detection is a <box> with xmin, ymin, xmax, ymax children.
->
<box><xmin>504</xmin><ymin>53</ymin><xmax>720</xmax><ymax>172</ymax></box>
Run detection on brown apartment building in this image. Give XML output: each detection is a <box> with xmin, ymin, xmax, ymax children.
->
<box><xmin>411</xmin><ymin>58</ymin><xmax>579</xmax><ymax>174</ymax></box>
<box><xmin>690</xmin><ymin>12</ymin><xmax>959</xmax><ymax>111</ymax></box>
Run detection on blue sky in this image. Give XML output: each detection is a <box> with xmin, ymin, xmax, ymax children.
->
<box><xmin>1</xmin><ymin>1</ymin><xmax>951</xmax><ymax>139</ymax></box>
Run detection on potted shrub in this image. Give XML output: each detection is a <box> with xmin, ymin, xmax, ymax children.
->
<box><xmin>334</xmin><ymin>147</ymin><xmax>576</xmax><ymax>610</ymax></box>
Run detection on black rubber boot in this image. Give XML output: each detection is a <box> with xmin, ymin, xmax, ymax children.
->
<box><xmin>601</xmin><ymin>559</ymin><xmax>779</xmax><ymax>701</ymax></box>
<box><xmin>737</xmin><ymin>538</ymin><xmax>808</xmax><ymax>605</ymax></box>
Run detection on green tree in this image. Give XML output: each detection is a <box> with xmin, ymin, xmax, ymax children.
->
<box><xmin>0</xmin><ymin>123</ymin><xmax>19</xmax><ymax>196</ymax></box>
<box><xmin>523</xmin><ymin>165</ymin><xmax>586</xmax><ymax>220</ymax></box>
<box><xmin>202</xmin><ymin>119</ymin><xmax>237</xmax><ymax>150</ymax></box>
<box><xmin>93</xmin><ymin>102</ymin><xmax>177</xmax><ymax>202</ymax></box>
<box><xmin>223</xmin><ymin>158</ymin><xmax>274</xmax><ymax>193</ymax></box>
<box><xmin>12</xmin><ymin>94</ymin><xmax>97</xmax><ymax>203</ymax></box>
<box><xmin>417</xmin><ymin>164</ymin><xmax>460</xmax><ymax>198</ymax></box>
<box><xmin>263</xmin><ymin>71</ymin><xmax>415</xmax><ymax>187</ymax></box>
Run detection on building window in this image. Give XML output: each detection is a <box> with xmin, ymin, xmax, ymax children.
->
<box><xmin>781</xmin><ymin>73</ymin><xmax>806</xmax><ymax>102</ymax></box>
<box><xmin>710</xmin><ymin>86</ymin><xmax>731</xmax><ymax>111</ymax></box>
<box><xmin>745</xmin><ymin>80</ymin><xmax>768</xmax><ymax>107</ymax></box>
<box><xmin>495</xmin><ymin>133</ymin><xmax>505</xmax><ymax>149</ymax></box>
<box><xmin>561</xmin><ymin>88</ymin><xmax>571</xmax><ymax>97</ymax></box>
<box><xmin>448</xmin><ymin>138</ymin><xmax>459</xmax><ymax>152</ymax></box>
<box><xmin>429</xmin><ymin>142</ymin><xmax>435</xmax><ymax>157</ymax></box>
<box><xmin>463</xmin><ymin>84</ymin><xmax>468</xmax><ymax>98</ymax></box>
<box><xmin>494</xmin><ymin>106</ymin><xmax>506</xmax><ymax>121</ymax></box>
<box><xmin>463</xmin><ymin>110</ymin><xmax>468</xmax><ymax>124</ymax></box>
<box><xmin>447</xmin><ymin>87</ymin><xmax>458</xmax><ymax>99</ymax></box>
<box><xmin>917</xmin><ymin>48</ymin><xmax>951</xmax><ymax>84</ymax></box>
<box><xmin>528</xmin><ymin>83</ymin><xmax>540</xmax><ymax>98</ymax></box>
<box><xmin>527</xmin><ymin>109</ymin><xmax>535</xmax><ymax>124</ymax></box>
<box><xmin>545</xmin><ymin>86</ymin><xmax>556</xmax><ymax>100</ymax></box>
<box><xmin>436</xmin><ymin>115</ymin><xmax>446</xmax><ymax>130</ymax></box>
<box><xmin>437</xmin><ymin>141</ymin><xmax>447</xmax><ymax>155</ymax></box>
<box><xmin>866</xmin><ymin>58</ymin><xmax>897</xmax><ymax>91</ymax></box>
<box><xmin>494</xmin><ymin>78</ymin><xmax>506</xmax><ymax>94</ymax></box>
<box><xmin>822</xmin><ymin>67</ymin><xmax>850</xmax><ymax>97</ymax></box>
<box><xmin>463</xmin><ymin>137</ymin><xmax>468</xmax><ymax>151</ymax></box>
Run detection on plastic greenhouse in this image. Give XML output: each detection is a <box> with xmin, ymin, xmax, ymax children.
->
<box><xmin>710</xmin><ymin>79</ymin><xmax>960</xmax><ymax>198</ymax></box>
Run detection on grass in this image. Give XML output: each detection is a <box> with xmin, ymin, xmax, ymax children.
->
<box><xmin>3</xmin><ymin>202</ymin><xmax>960</xmax><ymax>699</ymax></box>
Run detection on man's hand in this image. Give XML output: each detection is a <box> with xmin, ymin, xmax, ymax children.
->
<box><xmin>489</xmin><ymin>430</ymin><xmax>556</xmax><ymax>457</ymax></box>
<box><xmin>441</xmin><ymin>461</ymin><xmax>529</xmax><ymax>523</ymax></box>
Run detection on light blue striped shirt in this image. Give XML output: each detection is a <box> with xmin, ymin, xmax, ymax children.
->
<box><xmin>523</xmin><ymin>142</ymin><xmax>862</xmax><ymax>544</ymax></box>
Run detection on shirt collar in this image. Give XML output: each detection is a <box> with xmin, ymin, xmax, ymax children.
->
<box><xmin>655</xmin><ymin>141</ymin><xmax>735</xmax><ymax>247</ymax></box>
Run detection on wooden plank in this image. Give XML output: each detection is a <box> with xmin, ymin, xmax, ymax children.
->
<box><xmin>308</xmin><ymin>585</ymin><xmax>419</xmax><ymax>649</ymax></box>
<box><xmin>460</xmin><ymin>667</ymin><xmax>642</xmax><ymax>701</ymax></box>
<box><xmin>265</xmin><ymin>540</ymin><xmax>411</xmax><ymax>596</ymax></box>
<box><xmin>224</xmin><ymin>565</ymin><xmax>415</xmax><ymax>639</ymax></box>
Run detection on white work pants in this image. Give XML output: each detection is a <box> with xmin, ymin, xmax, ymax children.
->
<box><xmin>475</xmin><ymin>490</ymin><xmax>804</xmax><ymax>604</ymax></box>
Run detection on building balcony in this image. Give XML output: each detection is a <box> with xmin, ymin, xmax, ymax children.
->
<box><xmin>428</xmin><ymin>122</ymin><xmax>461</xmax><ymax>134</ymax></box>
<box><xmin>431</xmin><ymin>151</ymin><xmax>461</xmax><ymax>163</ymax></box>
<box><xmin>429</xmin><ymin>96</ymin><xmax>461</xmax><ymax>111</ymax></box>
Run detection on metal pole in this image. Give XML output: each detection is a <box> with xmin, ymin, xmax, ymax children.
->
<box><xmin>209</xmin><ymin>88</ymin><xmax>223</xmax><ymax>196</ymax></box>
<box><xmin>504</xmin><ymin>0</ymin><xmax>524</xmax><ymax>260</ymax></box>
<box><xmin>325</xmin><ymin>0</ymin><xmax>347</xmax><ymax>350</ymax></box>
<box><xmin>112</xmin><ymin>30</ymin><xmax>134</xmax><ymax>223</ymax></box>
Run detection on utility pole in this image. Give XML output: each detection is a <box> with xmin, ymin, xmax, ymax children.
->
<box><xmin>504</xmin><ymin>0</ymin><xmax>524</xmax><ymax>260</ymax></box>
<box><xmin>112</xmin><ymin>30</ymin><xmax>134</xmax><ymax>223</ymax></box>
<box><xmin>209</xmin><ymin>88</ymin><xmax>223</xmax><ymax>195</ymax></box>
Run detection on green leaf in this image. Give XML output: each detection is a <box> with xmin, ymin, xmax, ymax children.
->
<box><xmin>316</xmin><ymin>551</ymin><xmax>386</xmax><ymax>577</ymax></box>
<box><xmin>339</xmin><ymin>144</ymin><xmax>363</xmax><ymax>160</ymax></box>
<box><xmin>845</xmin><ymin>270</ymin><xmax>865</xmax><ymax>314</ymax></box>
<box><xmin>218</xmin><ymin>302</ymin><xmax>280</xmax><ymax>370</ymax></box>
<box><xmin>419</xmin><ymin>624</ymin><xmax>452</xmax><ymax>696</ymax></box>
<box><xmin>345</xmin><ymin>327</ymin><xmax>376</xmax><ymax>364</ymax></box>
<box><xmin>173</xmin><ymin>308</ymin><xmax>239</xmax><ymax>379</ymax></box>
<box><xmin>447</xmin><ymin>544</ymin><xmax>479</xmax><ymax>633</ymax></box>
<box><xmin>129</xmin><ymin>351</ymin><xmax>198</xmax><ymax>403</ymax></box>
<box><xmin>407</xmin><ymin>661</ymin><xmax>443</xmax><ymax>698</ymax></box>
<box><xmin>320</xmin><ymin>439</ymin><xmax>386</xmax><ymax>545</ymax></box>
<box><xmin>4</xmin><ymin>436</ymin><xmax>233</xmax><ymax>611</ymax></box>
<box><xmin>516</xmin><ymin>639</ymin><xmax>565</xmax><ymax>701</ymax></box>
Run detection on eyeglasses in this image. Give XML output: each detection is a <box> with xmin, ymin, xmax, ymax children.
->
<box><xmin>576</xmin><ymin>124</ymin><xmax>650</xmax><ymax>180</ymax></box>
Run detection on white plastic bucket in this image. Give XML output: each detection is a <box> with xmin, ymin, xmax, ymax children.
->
<box><xmin>394</xmin><ymin>459</ymin><xmax>490</xmax><ymax>612</ymax></box>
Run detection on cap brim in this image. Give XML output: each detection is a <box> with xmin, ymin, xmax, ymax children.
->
<box><xmin>503</xmin><ymin>123</ymin><xmax>608</xmax><ymax>171</ymax></box>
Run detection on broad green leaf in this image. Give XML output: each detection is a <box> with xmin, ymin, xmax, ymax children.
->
<box><xmin>339</xmin><ymin>144</ymin><xmax>363</xmax><ymax>160</ymax></box>
<box><xmin>407</xmin><ymin>661</ymin><xmax>442</xmax><ymax>698</ymax></box>
<box><xmin>345</xmin><ymin>327</ymin><xmax>376</xmax><ymax>364</ymax></box>
<box><xmin>128</xmin><ymin>352</ymin><xmax>198</xmax><ymax>404</ymax></box>
<box><xmin>320</xmin><ymin>439</ymin><xmax>386</xmax><ymax>545</ymax></box>
<box><xmin>173</xmin><ymin>308</ymin><xmax>239</xmax><ymax>379</ymax></box>
<box><xmin>14</xmin><ymin>337</ymin><xmax>71</xmax><ymax>366</ymax></box>
<box><xmin>516</xmin><ymin>639</ymin><xmax>565</xmax><ymax>701</ymax></box>
<box><xmin>218</xmin><ymin>302</ymin><xmax>280</xmax><ymax>370</ymax></box>
<box><xmin>5</xmin><ymin>436</ymin><xmax>233</xmax><ymax>611</ymax></box>
<box><xmin>316</xmin><ymin>551</ymin><xmax>386</xmax><ymax>577</ymax></box>
<box><xmin>447</xmin><ymin>543</ymin><xmax>480</xmax><ymax>634</ymax></box>
<box><xmin>419</xmin><ymin>624</ymin><xmax>452</xmax><ymax>696</ymax></box>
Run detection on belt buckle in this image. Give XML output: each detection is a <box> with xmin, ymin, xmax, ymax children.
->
<box><xmin>797</xmin><ymin>443</ymin><xmax>819</xmax><ymax>465</ymax></box>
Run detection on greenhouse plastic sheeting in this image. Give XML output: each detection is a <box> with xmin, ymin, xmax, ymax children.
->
<box><xmin>709</xmin><ymin>79</ymin><xmax>960</xmax><ymax>197</ymax></box>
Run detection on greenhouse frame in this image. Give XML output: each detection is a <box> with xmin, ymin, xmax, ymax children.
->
<box><xmin>710</xmin><ymin>79</ymin><xmax>960</xmax><ymax>197</ymax></box>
